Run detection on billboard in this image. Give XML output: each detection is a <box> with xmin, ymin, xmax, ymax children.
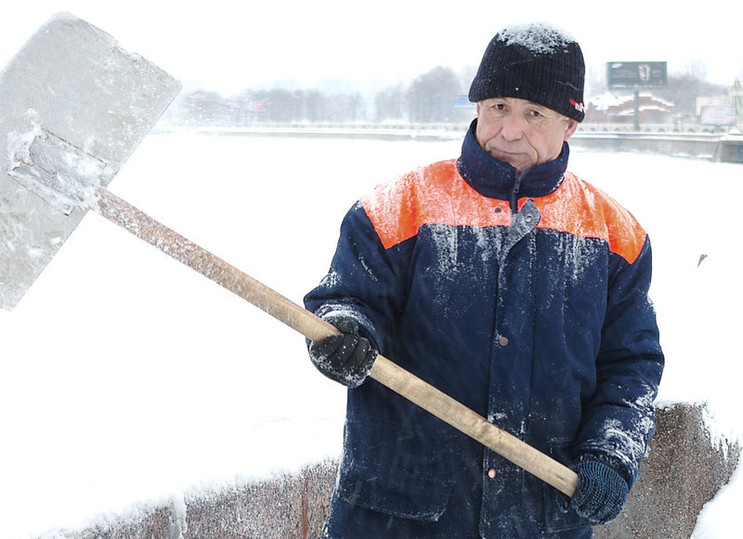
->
<box><xmin>700</xmin><ymin>105</ymin><xmax>736</xmax><ymax>126</ymax></box>
<box><xmin>607</xmin><ymin>62</ymin><xmax>667</xmax><ymax>88</ymax></box>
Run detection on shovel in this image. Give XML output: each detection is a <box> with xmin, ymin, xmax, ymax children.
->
<box><xmin>0</xmin><ymin>14</ymin><xmax>579</xmax><ymax>498</ymax></box>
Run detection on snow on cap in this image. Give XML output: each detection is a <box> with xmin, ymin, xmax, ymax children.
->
<box><xmin>469</xmin><ymin>22</ymin><xmax>585</xmax><ymax>121</ymax></box>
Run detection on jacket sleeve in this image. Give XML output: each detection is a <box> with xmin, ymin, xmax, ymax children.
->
<box><xmin>304</xmin><ymin>201</ymin><xmax>405</xmax><ymax>354</ymax></box>
<box><xmin>571</xmin><ymin>235</ymin><xmax>665</xmax><ymax>486</ymax></box>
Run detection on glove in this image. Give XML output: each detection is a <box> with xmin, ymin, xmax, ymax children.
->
<box><xmin>308</xmin><ymin>315</ymin><xmax>377</xmax><ymax>389</ymax></box>
<box><xmin>570</xmin><ymin>458</ymin><xmax>630</xmax><ymax>525</ymax></box>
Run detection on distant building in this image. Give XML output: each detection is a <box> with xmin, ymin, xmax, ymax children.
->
<box><xmin>728</xmin><ymin>80</ymin><xmax>743</xmax><ymax>126</ymax></box>
<box><xmin>585</xmin><ymin>93</ymin><xmax>674</xmax><ymax>125</ymax></box>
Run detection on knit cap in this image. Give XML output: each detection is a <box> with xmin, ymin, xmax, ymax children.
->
<box><xmin>468</xmin><ymin>22</ymin><xmax>585</xmax><ymax>122</ymax></box>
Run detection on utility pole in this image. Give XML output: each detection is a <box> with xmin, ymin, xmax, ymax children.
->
<box><xmin>634</xmin><ymin>88</ymin><xmax>640</xmax><ymax>131</ymax></box>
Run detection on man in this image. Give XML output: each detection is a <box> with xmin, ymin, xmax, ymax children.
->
<box><xmin>305</xmin><ymin>22</ymin><xmax>664</xmax><ymax>537</ymax></box>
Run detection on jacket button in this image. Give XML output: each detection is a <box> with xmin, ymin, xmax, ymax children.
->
<box><xmin>494</xmin><ymin>207</ymin><xmax>503</xmax><ymax>214</ymax></box>
<box><xmin>498</xmin><ymin>335</ymin><xmax>509</xmax><ymax>347</ymax></box>
<box><xmin>488</xmin><ymin>468</ymin><xmax>497</xmax><ymax>479</ymax></box>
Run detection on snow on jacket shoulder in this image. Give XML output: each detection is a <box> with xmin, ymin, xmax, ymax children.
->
<box><xmin>305</xmin><ymin>128</ymin><xmax>664</xmax><ymax>537</ymax></box>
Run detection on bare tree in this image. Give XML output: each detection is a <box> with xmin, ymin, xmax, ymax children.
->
<box><xmin>408</xmin><ymin>66</ymin><xmax>462</xmax><ymax>123</ymax></box>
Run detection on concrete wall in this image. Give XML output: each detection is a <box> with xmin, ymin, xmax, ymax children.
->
<box><xmin>570</xmin><ymin>132</ymin><xmax>743</xmax><ymax>163</ymax></box>
<box><xmin>188</xmin><ymin>125</ymin><xmax>743</xmax><ymax>164</ymax></box>
<box><xmin>46</xmin><ymin>402</ymin><xmax>739</xmax><ymax>538</ymax></box>
<box><xmin>595</xmin><ymin>403</ymin><xmax>739</xmax><ymax>539</ymax></box>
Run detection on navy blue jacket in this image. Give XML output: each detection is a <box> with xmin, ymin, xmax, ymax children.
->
<box><xmin>305</xmin><ymin>122</ymin><xmax>664</xmax><ymax>537</ymax></box>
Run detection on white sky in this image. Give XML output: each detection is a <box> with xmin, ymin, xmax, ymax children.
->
<box><xmin>0</xmin><ymin>1</ymin><xmax>741</xmax><ymax>96</ymax></box>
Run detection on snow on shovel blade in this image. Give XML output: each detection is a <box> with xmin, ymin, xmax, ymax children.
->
<box><xmin>0</xmin><ymin>13</ymin><xmax>180</xmax><ymax>310</ymax></box>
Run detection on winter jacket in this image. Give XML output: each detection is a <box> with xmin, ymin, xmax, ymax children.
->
<box><xmin>304</xmin><ymin>121</ymin><xmax>664</xmax><ymax>538</ymax></box>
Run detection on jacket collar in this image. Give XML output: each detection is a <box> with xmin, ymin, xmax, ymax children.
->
<box><xmin>456</xmin><ymin>119</ymin><xmax>569</xmax><ymax>201</ymax></box>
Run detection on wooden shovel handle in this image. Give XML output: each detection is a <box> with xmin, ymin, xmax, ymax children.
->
<box><xmin>92</xmin><ymin>186</ymin><xmax>578</xmax><ymax>497</ymax></box>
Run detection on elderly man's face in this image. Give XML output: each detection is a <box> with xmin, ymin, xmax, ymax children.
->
<box><xmin>475</xmin><ymin>97</ymin><xmax>578</xmax><ymax>172</ymax></box>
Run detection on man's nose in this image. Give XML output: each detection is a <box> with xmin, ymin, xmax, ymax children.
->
<box><xmin>499</xmin><ymin>114</ymin><xmax>525</xmax><ymax>141</ymax></box>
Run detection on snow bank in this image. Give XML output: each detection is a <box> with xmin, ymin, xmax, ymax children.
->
<box><xmin>1</xmin><ymin>133</ymin><xmax>741</xmax><ymax>537</ymax></box>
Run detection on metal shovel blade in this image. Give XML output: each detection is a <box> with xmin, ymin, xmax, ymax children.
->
<box><xmin>0</xmin><ymin>13</ymin><xmax>180</xmax><ymax>310</ymax></box>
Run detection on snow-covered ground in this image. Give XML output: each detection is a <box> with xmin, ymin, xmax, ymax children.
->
<box><xmin>1</xmin><ymin>132</ymin><xmax>741</xmax><ymax>537</ymax></box>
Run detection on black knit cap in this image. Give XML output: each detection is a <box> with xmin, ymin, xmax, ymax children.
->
<box><xmin>468</xmin><ymin>23</ymin><xmax>585</xmax><ymax>122</ymax></box>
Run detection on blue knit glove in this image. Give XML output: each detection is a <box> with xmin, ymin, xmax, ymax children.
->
<box><xmin>571</xmin><ymin>459</ymin><xmax>629</xmax><ymax>524</ymax></box>
<box><xmin>308</xmin><ymin>315</ymin><xmax>377</xmax><ymax>389</ymax></box>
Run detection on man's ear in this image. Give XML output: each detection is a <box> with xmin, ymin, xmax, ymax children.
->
<box><xmin>564</xmin><ymin>119</ymin><xmax>579</xmax><ymax>141</ymax></box>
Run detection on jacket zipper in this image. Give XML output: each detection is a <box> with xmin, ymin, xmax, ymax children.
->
<box><xmin>510</xmin><ymin>172</ymin><xmax>525</xmax><ymax>214</ymax></box>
